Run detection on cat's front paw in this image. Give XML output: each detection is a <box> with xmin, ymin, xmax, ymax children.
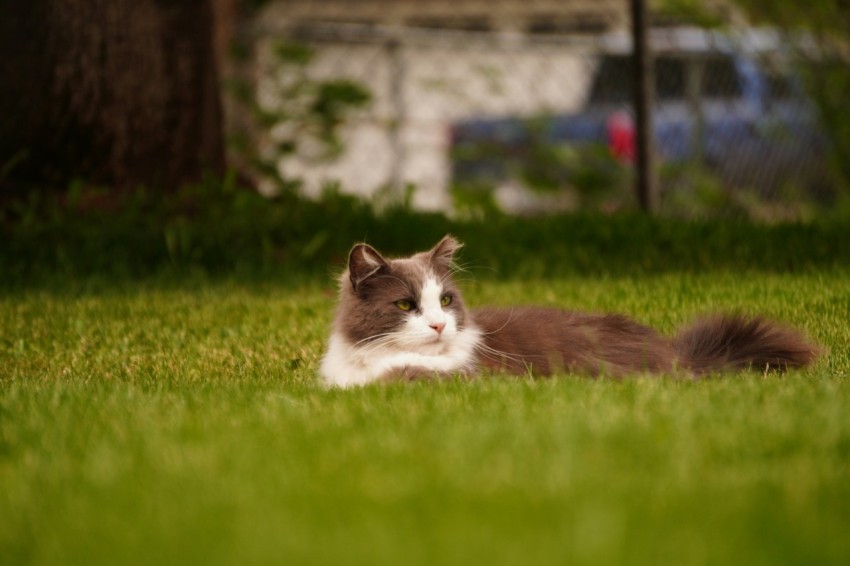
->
<box><xmin>375</xmin><ymin>365</ymin><xmax>433</xmax><ymax>382</ymax></box>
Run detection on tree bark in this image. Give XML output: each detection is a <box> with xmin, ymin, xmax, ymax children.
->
<box><xmin>0</xmin><ymin>0</ymin><xmax>225</xmax><ymax>193</ymax></box>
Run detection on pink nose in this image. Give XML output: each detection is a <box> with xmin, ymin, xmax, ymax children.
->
<box><xmin>429</xmin><ymin>322</ymin><xmax>445</xmax><ymax>335</ymax></box>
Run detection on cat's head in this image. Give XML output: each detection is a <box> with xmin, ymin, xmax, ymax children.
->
<box><xmin>334</xmin><ymin>235</ymin><xmax>468</xmax><ymax>351</ymax></box>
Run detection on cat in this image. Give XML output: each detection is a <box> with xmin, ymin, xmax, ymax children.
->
<box><xmin>320</xmin><ymin>235</ymin><xmax>819</xmax><ymax>388</ymax></box>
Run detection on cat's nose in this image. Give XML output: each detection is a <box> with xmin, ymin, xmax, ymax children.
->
<box><xmin>429</xmin><ymin>322</ymin><xmax>445</xmax><ymax>335</ymax></box>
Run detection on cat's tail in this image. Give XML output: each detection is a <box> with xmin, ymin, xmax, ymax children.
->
<box><xmin>672</xmin><ymin>314</ymin><xmax>820</xmax><ymax>374</ymax></box>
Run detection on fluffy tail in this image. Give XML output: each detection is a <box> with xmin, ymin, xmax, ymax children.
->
<box><xmin>672</xmin><ymin>314</ymin><xmax>820</xmax><ymax>374</ymax></box>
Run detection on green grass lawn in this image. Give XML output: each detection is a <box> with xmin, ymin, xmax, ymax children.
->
<box><xmin>2</xmin><ymin>269</ymin><xmax>849</xmax><ymax>565</ymax></box>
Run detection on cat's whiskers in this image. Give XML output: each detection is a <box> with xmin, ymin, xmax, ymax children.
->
<box><xmin>438</xmin><ymin>271</ymin><xmax>473</xmax><ymax>287</ymax></box>
<box><xmin>352</xmin><ymin>331</ymin><xmax>439</xmax><ymax>356</ymax></box>
<box><xmin>351</xmin><ymin>332</ymin><xmax>399</xmax><ymax>348</ymax></box>
<box><xmin>473</xmin><ymin>341</ymin><xmax>525</xmax><ymax>367</ymax></box>
<box><xmin>476</xmin><ymin>308</ymin><xmax>517</xmax><ymax>337</ymax></box>
<box><xmin>454</xmin><ymin>261</ymin><xmax>498</xmax><ymax>276</ymax></box>
<box><xmin>353</xmin><ymin>333</ymin><xmax>406</xmax><ymax>352</ymax></box>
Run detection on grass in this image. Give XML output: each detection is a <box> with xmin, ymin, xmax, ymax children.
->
<box><xmin>2</xmin><ymin>266</ymin><xmax>850</xmax><ymax>565</ymax></box>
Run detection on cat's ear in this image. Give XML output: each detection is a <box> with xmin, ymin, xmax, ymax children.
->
<box><xmin>428</xmin><ymin>235</ymin><xmax>462</xmax><ymax>270</ymax></box>
<box><xmin>348</xmin><ymin>243</ymin><xmax>388</xmax><ymax>292</ymax></box>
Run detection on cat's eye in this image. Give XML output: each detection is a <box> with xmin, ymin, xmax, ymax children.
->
<box><xmin>395</xmin><ymin>299</ymin><xmax>414</xmax><ymax>311</ymax></box>
<box><xmin>440</xmin><ymin>295</ymin><xmax>452</xmax><ymax>307</ymax></box>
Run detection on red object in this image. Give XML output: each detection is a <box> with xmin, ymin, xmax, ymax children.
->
<box><xmin>606</xmin><ymin>111</ymin><xmax>636</xmax><ymax>163</ymax></box>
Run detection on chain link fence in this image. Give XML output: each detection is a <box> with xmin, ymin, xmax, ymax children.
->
<box><xmin>239</xmin><ymin>0</ymin><xmax>837</xmax><ymax>218</ymax></box>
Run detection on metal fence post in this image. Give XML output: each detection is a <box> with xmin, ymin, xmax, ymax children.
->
<box><xmin>631</xmin><ymin>0</ymin><xmax>657</xmax><ymax>212</ymax></box>
<box><xmin>386</xmin><ymin>37</ymin><xmax>406</xmax><ymax>195</ymax></box>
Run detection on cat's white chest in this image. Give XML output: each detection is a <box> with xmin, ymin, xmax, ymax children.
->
<box><xmin>320</xmin><ymin>328</ymin><xmax>481</xmax><ymax>388</ymax></box>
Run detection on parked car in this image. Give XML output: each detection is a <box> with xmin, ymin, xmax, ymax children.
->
<box><xmin>450</xmin><ymin>30</ymin><xmax>831</xmax><ymax>201</ymax></box>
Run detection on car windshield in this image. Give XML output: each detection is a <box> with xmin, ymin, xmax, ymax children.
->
<box><xmin>588</xmin><ymin>54</ymin><xmax>743</xmax><ymax>103</ymax></box>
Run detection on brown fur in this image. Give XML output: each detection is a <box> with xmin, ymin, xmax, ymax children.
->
<box><xmin>672</xmin><ymin>314</ymin><xmax>820</xmax><ymax>374</ymax></box>
<box><xmin>472</xmin><ymin>307</ymin><xmax>819</xmax><ymax>377</ymax></box>
<box><xmin>472</xmin><ymin>307</ymin><xmax>678</xmax><ymax>376</ymax></box>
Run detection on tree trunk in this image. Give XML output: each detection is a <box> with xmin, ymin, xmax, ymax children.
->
<box><xmin>0</xmin><ymin>0</ymin><xmax>225</xmax><ymax>193</ymax></box>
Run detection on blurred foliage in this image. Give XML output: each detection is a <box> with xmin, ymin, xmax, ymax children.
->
<box><xmin>451</xmin><ymin>181</ymin><xmax>503</xmax><ymax>221</ymax></box>
<box><xmin>450</xmin><ymin>115</ymin><xmax>633</xmax><ymax>217</ymax></box>
<box><xmin>731</xmin><ymin>0</ymin><xmax>850</xmax><ymax>34</ymax></box>
<box><xmin>225</xmin><ymin>39</ymin><xmax>371</xmax><ymax>195</ymax></box>
<box><xmin>731</xmin><ymin>0</ymin><xmax>850</xmax><ymax>193</ymax></box>
<box><xmin>797</xmin><ymin>56</ymin><xmax>850</xmax><ymax>195</ymax></box>
<box><xmin>517</xmin><ymin>118</ymin><xmax>631</xmax><ymax>205</ymax></box>
<box><xmin>2</xmin><ymin>178</ymin><xmax>850</xmax><ymax>288</ymax></box>
<box><xmin>658</xmin><ymin>162</ymin><xmax>821</xmax><ymax>222</ymax></box>
<box><xmin>651</xmin><ymin>0</ymin><xmax>728</xmax><ymax>27</ymax></box>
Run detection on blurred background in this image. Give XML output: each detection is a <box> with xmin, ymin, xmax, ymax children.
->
<box><xmin>222</xmin><ymin>0</ymin><xmax>849</xmax><ymax>219</ymax></box>
<box><xmin>1</xmin><ymin>0</ymin><xmax>849</xmax><ymax>279</ymax></box>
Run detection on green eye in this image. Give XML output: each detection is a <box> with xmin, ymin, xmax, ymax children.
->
<box><xmin>440</xmin><ymin>295</ymin><xmax>452</xmax><ymax>307</ymax></box>
<box><xmin>395</xmin><ymin>300</ymin><xmax>414</xmax><ymax>311</ymax></box>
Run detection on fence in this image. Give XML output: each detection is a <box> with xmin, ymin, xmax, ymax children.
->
<box><xmin>240</xmin><ymin>0</ymin><xmax>835</xmax><ymax>218</ymax></box>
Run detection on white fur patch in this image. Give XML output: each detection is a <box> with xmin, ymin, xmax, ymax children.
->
<box><xmin>319</xmin><ymin>327</ymin><xmax>481</xmax><ymax>388</ymax></box>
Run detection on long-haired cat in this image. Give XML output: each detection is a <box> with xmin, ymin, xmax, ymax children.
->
<box><xmin>320</xmin><ymin>236</ymin><xmax>819</xmax><ymax>387</ymax></box>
